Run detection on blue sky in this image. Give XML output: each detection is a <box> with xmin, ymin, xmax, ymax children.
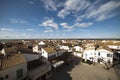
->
<box><xmin>0</xmin><ymin>0</ymin><xmax>120</xmax><ymax>39</ymax></box>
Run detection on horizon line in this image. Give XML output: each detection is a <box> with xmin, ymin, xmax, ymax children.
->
<box><xmin>0</xmin><ymin>38</ymin><xmax>120</xmax><ymax>40</ymax></box>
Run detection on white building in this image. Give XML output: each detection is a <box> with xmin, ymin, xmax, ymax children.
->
<box><xmin>73</xmin><ymin>46</ymin><xmax>83</xmax><ymax>52</ymax></box>
<box><xmin>39</xmin><ymin>41</ymin><xmax>46</xmax><ymax>45</ymax></box>
<box><xmin>32</xmin><ymin>42</ymin><xmax>39</xmax><ymax>53</ymax></box>
<box><xmin>0</xmin><ymin>42</ymin><xmax>52</xmax><ymax>80</ymax></box>
<box><xmin>102</xmin><ymin>41</ymin><xmax>120</xmax><ymax>51</ymax></box>
<box><xmin>41</xmin><ymin>46</ymin><xmax>57</xmax><ymax>60</ymax></box>
<box><xmin>107</xmin><ymin>43</ymin><xmax>120</xmax><ymax>50</ymax></box>
<box><xmin>18</xmin><ymin>47</ymin><xmax>52</xmax><ymax>80</ymax></box>
<box><xmin>0</xmin><ymin>53</ymin><xmax>27</xmax><ymax>80</ymax></box>
<box><xmin>96</xmin><ymin>47</ymin><xmax>113</xmax><ymax>64</ymax></box>
<box><xmin>73</xmin><ymin>46</ymin><xmax>84</xmax><ymax>58</ymax></box>
<box><xmin>83</xmin><ymin>46</ymin><xmax>113</xmax><ymax>64</ymax></box>
<box><xmin>58</xmin><ymin>43</ymin><xmax>72</xmax><ymax>51</ymax></box>
<box><xmin>59</xmin><ymin>45</ymin><xmax>69</xmax><ymax>50</ymax></box>
<box><xmin>83</xmin><ymin>47</ymin><xmax>95</xmax><ymax>62</ymax></box>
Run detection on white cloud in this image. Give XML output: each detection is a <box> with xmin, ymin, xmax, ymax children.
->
<box><xmin>79</xmin><ymin>29</ymin><xmax>90</xmax><ymax>32</ymax></box>
<box><xmin>28</xmin><ymin>1</ymin><xmax>35</xmax><ymax>5</ymax></box>
<box><xmin>88</xmin><ymin>1</ymin><xmax>120</xmax><ymax>19</ymax></box>
<box><xmin>62</xmin><ymin>29</ymin><xmax>74</xmax><ymax>32</ymax></box>
<box><xmin>44</xmin><ymin>27</ymin><xmax>52</xmax><ymax>30</ymax></box>
<box><xmin>44</xmin><ymin>17</ymin><xmax>50</xmax><ymax>20</ymax></box>
<box><xmin>74</xmin><ymin>22</ymin><xmax>93</xmax><ymax>28</ymax></box>
<box><xmin>40</xmin><ymin>19</ymin><xmax>58</xmax><ymax>30</ymax></box>
<box><xmin>10</xmin><ymin>19</ymin><xmax>18</xmax><ymax>24</ymax></box>
<box><xmin>60</xmin><ymin>22</ymin><xmax>74</xmax><ymax>32</ymax></box>
<box><xmin>20</xmin><ymin>20</ymin><xmax>29</xmax><ymax>25</ymax></box>
<box><xmin>27</xmin><ymin>29</ymin><xmax>34</xmax><ymax>31</ymax></box>
<box><xmin>10</xmin><ymin>19</ymin><xmax>30</xmax><ymax>25</ymax></box>
<box><xmin>0</xmin><ymin>31</ymin><xmax>10</xmax><ymax>38</ymax></box>
<box><xmin>96</xmin><ymin>13</ymin><xmax>118</xmax><ymax>21</ymax></box>
<box><xmin>57</xmin><ymin>9</ymin><xmax>70</xmax><ymax>19</ymax></box>
<box><xmin>42</xmin><ymin>0</ymin><xmax>120</xmax><ymax>22</ymax></box>
<box><xmin>44</xmin><ymin>29</ymin><xmax>53</xmax><ymax>33</ymax></box>
<box><xmin>42</xmin><ymin>0</ymin><xmax>57</xmax><ymax>11</ymax></box>
<box><xmin>0</xmin><ymin>28</ymin><xmax>13</xmax><ymax>31</ymax></box>
<box><xmin>75</xmin><ymin>16</ymin><xmax>82</xmax><ymax>22</ymax></box>
<box><xmin>96</xmin><ymin>15</ymin><xmax>106</xmax><ymax>21</ymax></box>
<box><xmin>58</xmin><ymin>0</ymin><xmax>90</xmax><ymax>18</ymax></box>
<box><xmin>78</xmin><ymin>0</ymin><xmax>120</xmax><ymax>21</ymax></box>
<box><xmin>60</xmin><ymin>23</ymin><xmax>73</xmax><ymax>29</ymax></box>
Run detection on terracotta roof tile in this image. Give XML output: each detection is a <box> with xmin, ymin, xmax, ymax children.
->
<box><xmin>43</xmin><ymin>47</ymin><xmax>57</xmax><ymax>53</ymax></box>
<box><xmin>0</xmin><ymin>53</ymin><xmax>26</xmax><ymax>70</ymax></box>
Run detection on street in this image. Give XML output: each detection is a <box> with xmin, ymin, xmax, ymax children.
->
<box><xmin>49</xmin><ymin>57</ymin><xmax>120</xmax><ymax>80</ymax></box>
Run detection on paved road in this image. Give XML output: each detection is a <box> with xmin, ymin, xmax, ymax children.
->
<box><xmin>113</xmin><ymin>64</ymin><xmax>120</xmax><ymax>80</ymax></box>
<box><xmin>49</xmin><ymin>57</ymin><xmax>120</xmax><ymax>80</ymax></box>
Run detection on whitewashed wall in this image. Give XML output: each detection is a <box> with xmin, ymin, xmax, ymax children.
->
<box><xmin>83</xmin><ymin>50</ymin><xmax>95</xmax><ymax>61</ymax></box>
<box><xmin>96</xmin><ymin>49</ymin><xmax>113</xmax><ymax>63</ymax></box>
<box><xmin>0</xmin><ymin>63</ymin><xmax>27</xmax><ymax>80</ymax></box>
<box><xmin>83</xmin><ymin>49</ymin><xmax>113</xmax><ymax>63</ymax></box>
<box><xmin>108</xmin><ymin>45</ymin><xmax>120</xmax><ymax>50</ymax></box>
<box><xmin>73</xmin><ymin>52</ymin><xmax>82</xmax><ymax>57</ymax></box>
<box><xmin>74</xmin><ymin>46</ymin><xmax>83</xmax><ymax>51</ymax></box>
<box><xmin>0</xmin><ymin>48</ymin><xmax>6</xmax><ymax>56</ymax></box>
<box><xmin>59</xmin><ymin>45</ymin><xmax>69</xmax><ymax>50</ymax></box>
<box><xmin>33</xmin><ymin>45</ymin><xmax>38</xmax><ymax>53</ymax></box>
<box><xmin>41</xmin><ymin>48</ymin><xmax>48</xmax><ymax>59</ymax></box>
<box><xmin>39</xmin><ymin>41</ymin><xmax>45</xmax><ymax>45</ymax></box>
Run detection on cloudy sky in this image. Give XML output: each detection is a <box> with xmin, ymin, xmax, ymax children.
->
<box><xmin>0</xmin><ymin>0</ymin><xmax>120</xmax><ymax>39</ymax></box>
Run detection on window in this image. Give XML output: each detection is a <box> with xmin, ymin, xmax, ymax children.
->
<box><xmin>48</xmin><ymin>55</ymin><xmax>56</xmax><ymax>60</ymax></box>
<box><xmin>94</xmin><ymin>53</ymin><xmax>96</xmax><ymax>55</ymax></box>
<box><xmin>98</xmin><ymin>52</ymin><xmax>100</xmax><ymax>56</ymax></box>
<box><xmin>16</xmin><ymin>69</ymin><xmax>23</xmax><ymax>79</ymax></box>
<box><xmin>107</xmin><ymin>54</ymin><xmax>110</xmax><ymax>57</ymax></box>
<box><xmin>117</xmin><ymin>46</ymin><xmax>119</xmax><ymax>49</ymax></box>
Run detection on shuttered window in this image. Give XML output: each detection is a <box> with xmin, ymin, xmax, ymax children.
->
<box><xmin>107</xmin><ymin>54</ymin><xmax>110</xmax><ymax>57</ymax></box>
<box><xmin>16</xmin><ymin>69</ymin><xmax>23</xmax><ymax>79</ymax></box>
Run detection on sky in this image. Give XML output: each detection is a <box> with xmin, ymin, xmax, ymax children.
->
<box><xmin>0</xmin><ymin>0</ymin><xmax>120</xmax><ymax>39</ymax></box>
